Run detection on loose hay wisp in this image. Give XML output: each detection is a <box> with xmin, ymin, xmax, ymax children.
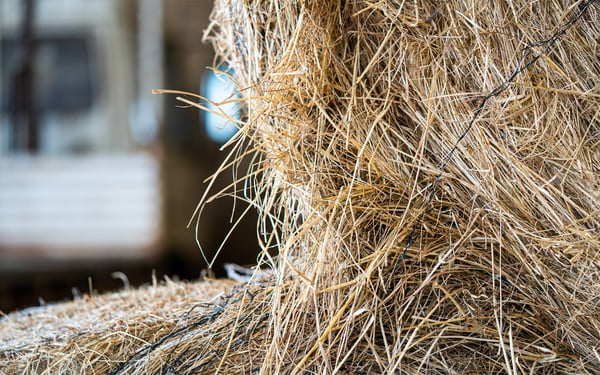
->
<box><xmin>2</xmin><ymin>0</ymin><xmax>600</xmax><ymax>373</ymax></box>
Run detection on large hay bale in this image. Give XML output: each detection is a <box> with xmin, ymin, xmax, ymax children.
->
<box><xmin>0</xmin><ymin>278</ymin><xmax>238</xmax><ymax>373</ymax></box>
<box><xmin>2</xmin><ymin>0</ymin><xmax>600</xmax><ymax>373</ymax></box>
<box><xmin>201</xmin><ymin>0</ymin><xmax>600</xmax><ymax>372</ymax></box>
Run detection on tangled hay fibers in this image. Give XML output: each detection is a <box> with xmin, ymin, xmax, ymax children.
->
<box><xmin>3</xmin><ymin>0</ymin><xmax>600</xmax><ymax>373</ymax></box>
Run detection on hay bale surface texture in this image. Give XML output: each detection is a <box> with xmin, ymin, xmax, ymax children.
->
<box><xmin>2</xmin><ymin>0</ymin><xmax>600</xmax><ymax>373</ymax></box>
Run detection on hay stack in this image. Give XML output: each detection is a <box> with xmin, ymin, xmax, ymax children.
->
<box><xmin>2</xmin><ymin>0</ymin><xmax>600</xmax><ymax>373</ymax></box>
<box><xmin>0</xmin><ymin>278</ymin><xmax>239</xmax><ymax>373</ymax></box>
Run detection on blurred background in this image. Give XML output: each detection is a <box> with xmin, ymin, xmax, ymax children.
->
<box><xmin>0</xmin><ymin>0</ymin><xmax>260</xmax><ymax>313</ymax></box>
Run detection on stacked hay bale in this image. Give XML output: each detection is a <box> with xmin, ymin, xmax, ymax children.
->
<box><xmin>0</xmin><ymin>278</ymin><xmax>239</xmax><ymax>373</ymax></box>
<box><xmin>2</xmin><ymin>0</ymin><xmax>600</xmax><ymax>373</ymax></box>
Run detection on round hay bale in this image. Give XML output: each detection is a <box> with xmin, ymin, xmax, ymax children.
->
<box><xmin>2</xmin><ymin>0</ymin><xmax>600</xmax><ymax>373</ymax></box>
<box><xmin>200</xmin><ymin>0</ymin><xmax>600</xmax><ymax>372</ymax></box>
<box><xmin>0</xmin><ymin>278</ymin><xmax>239</xmax><ymax>374</ymax></box>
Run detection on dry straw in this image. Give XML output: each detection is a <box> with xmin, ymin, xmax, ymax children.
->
<box><xmin>2</xmin><ymin>0</ymin><xmax>600</xmax><ymax>373</ymax></box>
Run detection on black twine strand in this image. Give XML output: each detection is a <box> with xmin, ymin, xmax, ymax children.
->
<box><xmin>400</xmin><ymin>0</ymin><xmax>597</xmax><ymax>260</ymax></box>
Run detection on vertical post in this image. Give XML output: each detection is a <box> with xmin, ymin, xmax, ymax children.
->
<box><xmin>10</xmin><ymin>0</ymin><xmax>38</xmax><ymax>152</ymax></box>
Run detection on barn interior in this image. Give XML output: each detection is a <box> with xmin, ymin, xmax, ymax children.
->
<box><xmin>0</xmin><ymin>0</ymin><xmax>259</xmax><ymax>313</ymax></box>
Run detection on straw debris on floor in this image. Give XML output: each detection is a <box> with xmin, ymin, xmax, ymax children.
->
<box><xmin>2</xmin><ymin>0</ymin><xmax>600</xmax><ymax>373</ymax></box>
